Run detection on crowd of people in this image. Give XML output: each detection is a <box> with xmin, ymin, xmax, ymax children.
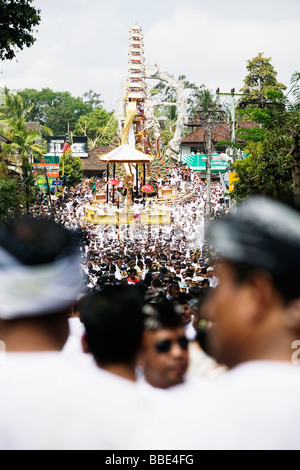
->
<box><xmin>1</xmin><ymin>164</ymin><xmax>300</xmax><ymax>450</ymax></box>
<box><xmin>30</xmin><ymin>164</ymin><xmax>228</xmax><ymax>297</ymax></box>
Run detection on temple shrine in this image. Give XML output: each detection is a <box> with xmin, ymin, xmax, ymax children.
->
<box><xmin>84</xmin><ymin>24</ymin><xmax>192</xmax><ymax>226</ymax></box>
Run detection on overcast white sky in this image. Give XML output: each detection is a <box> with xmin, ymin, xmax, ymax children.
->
<box><xmin>1</xmin><ymin>0</ymin><xmax>300</xmax><ymax>111</ymax></box>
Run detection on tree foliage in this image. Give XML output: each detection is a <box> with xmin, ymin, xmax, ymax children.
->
<box><xmin>83</xmin><ymin>90</ymin><xmax>104</xmax><ymax>110</ymax></box>
<box><xmin>0</xmin><ymin>89</ymin><xmax>45</xmax><ymax>211</ymax></box>
<box><xmin>151</xmin><ymin>75</ymin><xmax>220</xmax><ymax>119</ymax></box>
<box><xmin>232</xmin><ymin>54</ymin><xmax>300</xmax><ymax>206</ymax></box>
<box><xmin>74</xmin><ymin>108</ymin><xmax>118</xmax><ymax>149</ymax></box>
<box><xmin>0</xmin><ymin>177</ymin><xmax>25</xmax><ymax>222</ymax></box>
<box><xmin>0</xmin><ymin>0</ymin><xmax>41</xmax><ymax>61</ymax></box>
<box><xmin>19</xmin><ymin>88</ymin><xmax>96</xmax><ymax>135</ymax></box>
<box><xmin>0</xmin><ymin>90</ymin><xmax>45</xmax><ymax>166</ymax></box>
<box><xmin>239</xmin><ymin>52</ymin><xmax>286</xmax><ymax>106</ymax></box>
<box><xmin>59</xmin><ymin>155</ymin><xmax>83</xmax><ymax>188</ymax></box>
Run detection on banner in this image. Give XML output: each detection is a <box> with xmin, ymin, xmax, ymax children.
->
<box><xmin>182</xmin><ymin>154</ymin><xmax>228</xmax><ymax>173</ymax></box>
<box><xmin>34</xmin><ymin>156</ymin><xmax>60</xmax><ymax>165</ymax></box>
<box><xmin>47</xmin><ymin>171</ymin><xmax>60</xmax><ymax>178</ymax></box>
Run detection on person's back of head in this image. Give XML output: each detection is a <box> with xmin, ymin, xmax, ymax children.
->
<box><xmin>0</xmin><ymin>216</ymin><xmax>81</xmax><ymax>351</ymax></box>
<box><xmin>80</xmin><ymin>285</ymin><xmax>144</xmax><ymax>381</ymax></box>
<box><xmin>151</xmin><ymin>278</ymin><xmax>163</xmax><ymax>289</ymax></box>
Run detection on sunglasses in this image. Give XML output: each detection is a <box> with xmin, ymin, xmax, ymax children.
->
<box><xmin>155</xmin><ymin>337</ymin><xmax>189</xmax><ymax>354</ymax></box>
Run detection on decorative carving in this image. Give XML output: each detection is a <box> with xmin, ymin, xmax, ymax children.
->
<box><xmin>116</xmin><ymin>63</ymin><xmax>188</xmax><ymax>159</ymax></box>
<box><xmin>145</xmin><ymin>64</ymin><xmax>188</xmax><ymax>156</ymax></box>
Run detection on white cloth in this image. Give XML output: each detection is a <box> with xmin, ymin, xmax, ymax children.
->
<box><xmin>209</xmin><ymin>276</ymin><xmax>219</xmax><ymax>288</ymax></box>
<box><xmin>136</xmin><ymin>361</ymin><xmax>300</xmax><ymax>450</ymax></box>
<box><xmin>187</xmin><ymin>342</ymin><xmax>227</xmax><ymax>379</ymax></box>
<box><xmin>0</xmin><ymin>248</ymin><xmax>81</xmax><ymax>320</ymax></box>
<box><xmin>0</xmin><ymin>352</ymin><xmax>148</xmax><ymax>450</ymax></box>
<box><xmin>62</xmin><ymin>317</ymin><xmax>94</xmax><ymax>369</ymax></box>
<box><xmin>184</xmin><ymin>322</ymin><xmax>197</xmax><ymax>341</ymax></box>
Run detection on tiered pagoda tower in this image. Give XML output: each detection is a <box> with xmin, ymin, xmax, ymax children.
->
<box><xmin>126</xmin><ymin>25</ymin><xmax>147</xmax><ymax>130</ymax></box>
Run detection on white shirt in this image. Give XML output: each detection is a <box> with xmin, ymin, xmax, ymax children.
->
<box><xmin>136</xmin><ymin>361</ymin><xmax>300</xmax><ymax>450</ymax></box>
<box><xmin>62</xmin><ymin>317</ymin><xmax>95</xmax><ymax>370</ymax></box>
<box><xmin>0</xmin><ymin>352</ymin><xmax>149</xmax><ymax>450</ymax></box>
<box><xmin>184</xmin><ymin>321</ymin><xmax>197</xmax><ymax>341</ymax></box>
<box><xmin>187</xmin><ymin>342</ymin><xmax>227</xmax><ymax>379</ymax></box>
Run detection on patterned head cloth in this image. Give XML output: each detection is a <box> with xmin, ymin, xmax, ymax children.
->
<box><xmin>207</xmin><ymin>197</ymin><xmax>300</xmax><ymax>275</ymax></box>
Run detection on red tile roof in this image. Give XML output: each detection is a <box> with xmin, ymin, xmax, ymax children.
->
<box><xmin>182</xmin><ymin>122</ymin><xmax>258</xmax><ymax>144</ymax></box>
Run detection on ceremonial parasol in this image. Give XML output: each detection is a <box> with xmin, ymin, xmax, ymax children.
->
<box><xmin>141</xmin><ymin>184</ymin><xmax>154</xmax><ymax>193</ymax></box>
<box><xmin>107</xmin><ymin>179</ymin><xmax>120</xmax><ymax>186</ymax></box>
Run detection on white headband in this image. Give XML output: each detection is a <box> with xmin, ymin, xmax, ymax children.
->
<box><xmin>0</xmin><ymin>247</ymin><xmax>82</xmax><ymax>320</ymax></box>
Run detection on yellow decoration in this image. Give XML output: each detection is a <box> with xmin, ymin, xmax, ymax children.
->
<box><xmin>121</xmin><ymin>101</ymin><xmax>137</xmax><ymax>146</ymax></box>
<box><xmin>229</xmin><ymin>172</ymin><xmax>239</xmax><ymax>192</ymax></box>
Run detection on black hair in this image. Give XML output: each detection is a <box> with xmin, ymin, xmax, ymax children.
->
<box><xmin>80</xmin><ymin>285</ymin><xmax>144</xmax><ymax>365</ymax></box>
<box><xmin>143</xmin><ymin>297</ymin><xmax>182</xmax><ymax>331</ymax></box>
<box><xmin>152</xmin><ymin>278</ymin><xmax>162</xmax><ymax>288</ymax></box>
<box><xmin>189</xmin><ymin>287</ymin><xmax>204</xmax><ymax>298</ymax></box>
<box><xmin>0</xmin><ymin>216</ymin><xmax>79</xmax><ymax>266</ymax></box>
<box><xmin>128</xmin><ymin>268</ymin><xmax>137</xmax><ymax>276</ymax></box>
<box><xmin>176</xmin><ymin>293</ymin><xmax>192</xmax><ymax>305</ymax></box>
<box><xmin>230</xmin><ymin>260</ymin><xmax>300</xmax><ymax>304</ymax></box>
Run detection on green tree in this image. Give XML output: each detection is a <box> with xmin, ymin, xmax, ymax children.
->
<box><xmin>59</xmin><ymin>155</ymin><xmax>83</xmax><ymax>188</ymax></box>
<box><xmin>0</xmin><ymin>86</ymin><xmax>35</xmax><ymax>122</ymax></box>
<box><xmin>19</xmin><ymin>88</ymin><xmax>94</xmax><ymax>135</ymax></box>
<box><xmin>0</xmin><ymin>91</ymin><xmax>45</xmax><ymax>165</ymax></box>
<box><xmin>185</xmin><ymin>83</ymin><xmax>220</xmax><ymax>116</ymax></box>
<box><xmin>150</xmin><ymin>75</ymin><xmax>219</xmax><ymax>119</ymax></box>
<box><xmin>232</xmin><ymin>60</ymin><xmax>300</xmax><ymax>207</ymax></box>
<box><xmin>0</xmin><ymin>90</ymin><xmax>45</xmax><ymax>209</ymax></box>
<box><xmin>0</xmin><ymin>177</ymin><xmax>25</xmax><ymax>221</ymax></box>
<box><xmin>0</xmin><ymin>0</ymin><xmax>41</xmax><ymax>61</ymax></box>
<box><xmin>232</xmin><ymin>136</ymin><xmax>293</xmax><ymax>204</ymax></box>
<box><xmin>291</xmin><ymin>72</ymin><xmax>300</xmax><ymax>108</ymax></box>
<box><xmin>83</xmin><ymin>90</ymin><xmax>104</xmax><ymax>110</ymax></box>
<box><xmin>74</xmin><ymin>108</ymin><xmax>118</xmax><ymax>149</ymax></box>
<box><xmin>239</xmin><ymin>52</ymin><xmax>286</xmax><ymax>107</ymax></box>
<box><xmin>151</xmin><ymin>77</ymin><xmax>178</xmax><ymax>122</ymax></box>
<box><xmin>150</xmin><ymin>75</ymin><xmax>221</xmax><ymax>146</ymax></box>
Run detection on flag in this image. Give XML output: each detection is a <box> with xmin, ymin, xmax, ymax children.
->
<box><xmin>62</xmin><ymin>142</ymin><xmax>71</xmax><ymax>154</ymax></box>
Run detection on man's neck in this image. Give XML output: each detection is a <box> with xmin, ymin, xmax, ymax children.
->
<box><xmin>229</xmin><ymin>334</ymin><xmax>297</xmax><ymax>369</ymax></box>
<box><xmin>1</xmin><ymin>322</ymin><xmax>68</xmax><ymax>353</ymax></box>
<box><xmin>98</xmin><ymin>362</ymin><xmax>137</xmax><ymax>382</ymax></box>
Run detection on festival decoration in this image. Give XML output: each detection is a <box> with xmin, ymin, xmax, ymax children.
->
<box><xmin>107</xmin><ymin>179</ymin><xmax>120</xmax><ymax>186</ymax></box>
<box><xmin>141</xmin><ymin>184</ymin><xmax>154</xmax><ymax>193</ymax></box>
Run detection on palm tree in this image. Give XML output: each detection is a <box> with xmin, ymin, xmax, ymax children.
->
<box><xmin>291</xmin><ymin>72</ymin><xmax>300</xmax><ymax>108</ymax></box>
<box><xmin>0</xmin><ymin>87</ymin><xmax>35</xmax><ymax>123</ymax></box>
<box><xmin>0</xmin><ymin>89</ymin><xmax>45</xmax><ymax>166</ymax></box>
<box><xmin>0</xmin><ymin>90</ymin><xmax>45</xmax><ymax>212</ymax></box>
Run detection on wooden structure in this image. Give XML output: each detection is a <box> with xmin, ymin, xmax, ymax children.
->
<box><xmin>99</xmin><ymin>144</ymin><xmax>153</xmax><ymax>204</ymax></box>
<box><xmin>84</xmin><ymin>205</ymin><xmax>170</xmax><ymax>226</ymax></box>
<box><xmin>158</xmin><ymin>187</ymin><xmax>178</xmax><ymax>200</ymax></box>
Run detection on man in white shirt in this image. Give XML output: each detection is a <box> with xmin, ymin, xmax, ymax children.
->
<box><xmin>0</xmin><ymin>217</ymin><xmax>146</xmax><ymax>450</ymax></box>
<box><xmin>137</xmin><ymin>197</ymin><xmax>300</xmax><ymax>450</ymax></box>
<box><xmin>170</xmin><ymin>176</ymin><xmax>177</xmax><ymax>187</ymax></box>
<box><xmin>80</xmin><ymin>285</ymin><xmax>144</xmax><ymax>382</ymax></box>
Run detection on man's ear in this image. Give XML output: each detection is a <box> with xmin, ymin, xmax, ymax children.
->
<box><xmin>81</xmin><ymin>334</ymin><xmax>90</xmax><ymax>354</ymax></box>
<box><xmin>243</xmin><ymin>271</ymin><xmax>280</xmax><ymax>325</ymax></box>
<box><xmin>136</xmin><ymin>334</ymin><xmax>148</xmax><ymax>367</ymax></box>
